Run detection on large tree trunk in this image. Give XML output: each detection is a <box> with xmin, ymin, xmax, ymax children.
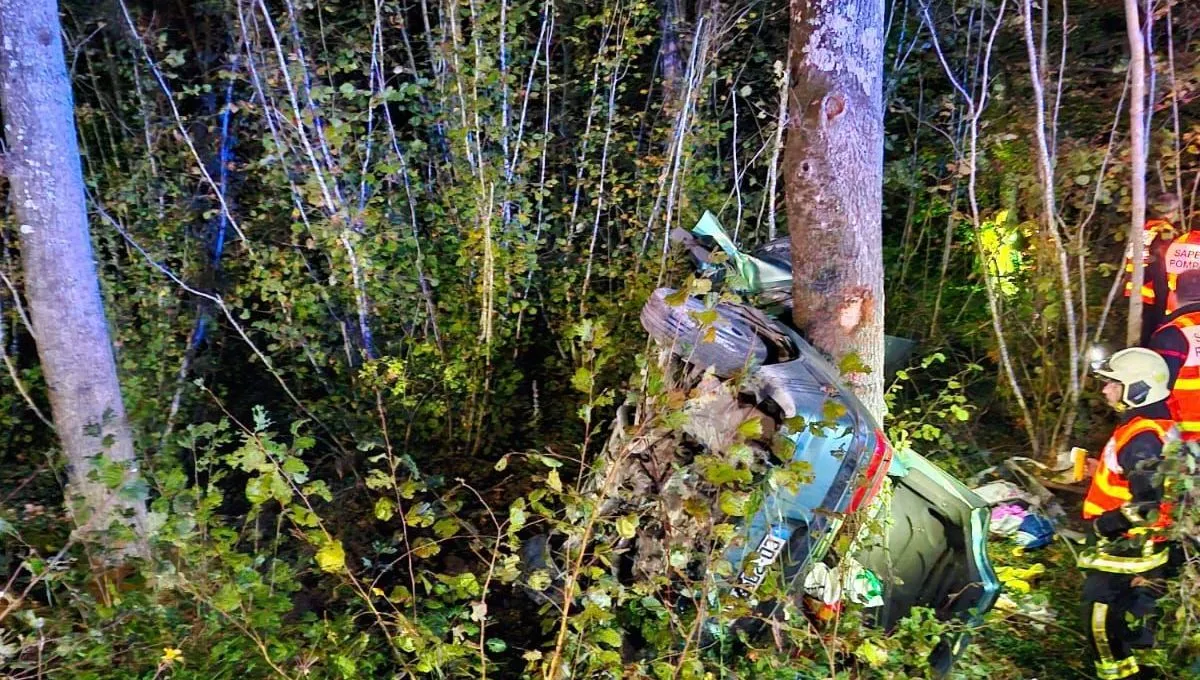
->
<box><xmin>1124</xmin><ymin>0</ymin><xmax>1148</xmax><ymax>347</ymax></box>
<box><xmin>0</xmin><ymin>0</ymin><xmax>147</xmax><ymax>558</ymax></box>
<box><xmin>784</xmin><ymin>0</ymin><xmax>886</xmax><ymax>420</ymax></box>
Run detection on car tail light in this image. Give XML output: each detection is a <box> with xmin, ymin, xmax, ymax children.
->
<box><xmin>847</xmin><ymin>429</ymin><xmax>893</xmax><ymax>513</ymax></box>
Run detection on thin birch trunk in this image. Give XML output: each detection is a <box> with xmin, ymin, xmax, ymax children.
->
<box><xmin>1124</xmin><ymin>0</ymin><xmax>1147</xmax><ymax>347</ymax></box>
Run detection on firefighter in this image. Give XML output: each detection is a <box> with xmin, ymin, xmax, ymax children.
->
<box><xmin>1147</xmin><ymin>268</ymin><xmax>1200</xmax><ymax>441</ymax></box>
<box><xmin>1150</xmin><ymin>194</ymin><xmax>1200</xmax><ymax>319</ymax></box>
<box><xmin>1081</xmin><ymin>347</ymin><xmax>1182</xmax><ymax>680</ymax></box>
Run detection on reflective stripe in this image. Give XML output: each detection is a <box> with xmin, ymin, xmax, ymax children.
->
<box><xmin>1094</xmin><ymin>656</ymin><xmax>1141</xmax><ymax>680</ymax></box>
<box><xmin>1077</xmin><ymin>545</ymin><xmax>1170</xmax><ymax>574</ymax></box>
<box><xmin>1123</xmin><ymin>281</ymin><xmax>1157</xmax><ymax>303</ymax></box>
<box><xmin>1092</xmin><ymin>602</ymin><xmax>1115</xmax><ymax>663</ymax></box>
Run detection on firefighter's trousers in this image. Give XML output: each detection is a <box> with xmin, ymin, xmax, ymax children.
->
<box><xmin>1079</xmin><ymin>542</ymin><xmax>1180</xmax><ymax>680</ymax></box>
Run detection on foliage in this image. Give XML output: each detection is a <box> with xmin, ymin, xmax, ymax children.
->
<box><xmin>1</xmin><ymin>0</ymin><xmax>1200</xmax><ymax>677</ymax></box>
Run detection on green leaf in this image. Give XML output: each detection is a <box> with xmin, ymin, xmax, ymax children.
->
<box><xmin>118</xmin><ymin>478</ymin><xmax>150</xmax><ymax>503</ymax></box>
<box><xmin>856</xmin><ymin>640</ymin><xmax>889</xmax><ymax>668</ymax></box>
<box><xmin>245</xmin><ymin>476</ymin><xmax>270</xmax><ymax>505</ymax></box>
<box><xmin>664</xmin><ymin>287</ymin><xmax>690</xmax><ymax>307</ymax></box>
<box><xmin>527</xmin><ymin>570</ymin><xmax>551</xmax><ymax>591</ymax></box>
<box><xmin>388</xmin><ymin>585</ymin><xmax>412</xmax><ymax>604</ymax></box>
<box><xmin>213</xmin><ymin>582</ymin><xmax>241</xmax><ymax>612</ymax></box>
<box><xmin>281</xmin><ymin>456</ymin><xmax>309</xmax><ymax>482</ymax></box>
<box><xmin>718</xmin><ymin>491</ymin><xmax>750</xmax><ymax>517</ymax></box>
<box><xmin>270</xmin><ymin>472</ymin><xmax>293</xmax><ymax>505</ymax></box>
<box><xmin>616</xmin><ymin>514</ymin><xmax>639</xmax><ymax>539</ymax></box>
<box><xmin>921</xmin><ymin>352</ymin><xmax>947</xmax><ymax>368</ymax></box>
<box><xmin>413</xmin><ymin>538</ymin><xmax>440</xmax><ymax>558</ymax></box>
<box><xmin>334</xmin><ymin>655</ymin><xmax>357</xmax><ymax>678</ymax></box>
<box><xmin>594</xmin><ymin>628</ymin><xmax>622</xmax><ymax>648</ymax></box>
<box><xmin>365</xmin><ymin>469</ymin><xmax>394</xmax><ymax>490</ymax></box>
<box><xmin>509</xmin><ymin>504</ymin><xmax>527</xmax><ymax>532</ymax></box>
<box><xmin>700</xmin><ymin>457</ymin><xmax>751</xmax><ymax>485</ymax></box>
<box><xmin>571</xmin><ymin>367</ymin><xmax>594</xmax><ymax>393</ymax></box>
<box><xmin>303</xmin><ymin>480</ymin><xmax>333</xmax><ymax>503</ymax></box>
<box><xmin>771</xmin><ymin>435</ymin><xmax>797</xmax><ymax>461</ymax></box>
<box><xmin>98</xmin><ymin>460</ymin><xmax>126</xmax><ymax>490</ymax></box>
<box><xmin>737</xmin><ymin>416</ymin><xmax>763</xmax><ymax>440</ymax></box>
<box><xmin>374</xmin><ymin>497</ymin><xmax>395</xmax><ymax>521</ymax></box>
<box><xmin>486</xmin><ymin>638</ymin><xmax>507</xmax><ymax>653</ymax></box>
<box><xmin>404</xmin><ymin>504</ymin><xmax>434</xmax><ymax>528</ymax></box>
<box><xmin>822</xmin><ymin>399</ymin><xmax>848</xmax><ymax>422</ymax></box>
<box><xmin>838</xmin><ymin>352</ymin><xmax>872</xmax><ymax>376</ymax></box>
<box><xmin>433</xmin><ymin>517</ymin><xmax>460</xmax><ymax>539</ymax></box>
<box><xmin>293</xmin><ymin>508</ymin><xmax>320</xmax><ymax>527</ymax></box>
<box><xmin>546</xmin><ymin>469</ymin><xmax>563</xmax><ymax>493</ymax></box>
<box><xmin>316</xmin><ymin>539</ymin><xmax>346</xmax><ymax>573</ymax></box>
<box><xmin>713</xmin><ymin>523</ymin><xmax>737</xmax><ymax>542</ymax></box>
<box><xmin>690</xmin><ymin>308</ymin><xmax>718</xmax><ymax>326</ymax></box>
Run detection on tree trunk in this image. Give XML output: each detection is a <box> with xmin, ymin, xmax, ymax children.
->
<box><xmin>0</xmin><ymin>0</ymin><xmax>147</xmax><ymax>558</ymax></box>
<box><xmin>784</xmin><ymin>0</ymin><xmax>886</xmax><ymax>420</ymax></box>
<box><xmin>1124</xmin><ymin>0</ymin><xmax>1147</xmax><ymax>347</ymax></box>
<box><xmin>659</xmin><ymin>0</ymin><xmax>683</xmax><ymax>103</ymax></box>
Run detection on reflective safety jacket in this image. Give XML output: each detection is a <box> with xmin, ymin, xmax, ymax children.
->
<box><xmin>1161</xmin><ymin>227</ymin><xmax>1200</xmax><ymax>314</ymax></box>
<box><xmin>1148</xmin><ymin>307</ymin><xmax>1200</xmax><ymax>440</ymax></box>
<box><xmin>1080</xmin><ymin>414</ymin><xmax>1177</xmax><ymax>574</ymax></box>
<box><xmin>1082</xmin><ymin>415</ymin><xmax>1174</xmax><ymax>520</ymax></box>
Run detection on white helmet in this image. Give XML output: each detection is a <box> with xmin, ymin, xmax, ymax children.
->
<box><xmin>1090</xmin><ymin>347</ymin><xmax>1170</xmax><ymax>410</ymax></box>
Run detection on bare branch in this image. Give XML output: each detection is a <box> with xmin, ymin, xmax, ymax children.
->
<box><xmin>0</xmin><ymin>302</ymin><xmax>52</xmax><ymax>429</ymax></box>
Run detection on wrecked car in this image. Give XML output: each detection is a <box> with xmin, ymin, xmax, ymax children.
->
<box><xmin>643</xmin><ymin>212</ymin><xmax>1000</xmax><ymax>674</ymax></box>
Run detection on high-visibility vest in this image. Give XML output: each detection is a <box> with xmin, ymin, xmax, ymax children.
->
<box><xmin>1161</xmin><ymin>311</ymin><xmax>1200</xmax><ymax>439</ymax></box>
<box><xmin>1082</xmin><ymin>417</ymin><xmax>1175</xmax><ymax>522</ymax></box>
<box><xmin>1124</xmin><ymin>219</ymin><xmax>1174</xmax><ymax>304</ymax></box>
<box><xmin>1161</xmin><ymin>226</ymin><xmax>1200</xmax><ymax>313</ymax></box>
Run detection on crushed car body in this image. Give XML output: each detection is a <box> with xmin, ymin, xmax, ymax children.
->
<box><xmin>638</xmin><ymin>212</ymin><xmax>1000</xmax><ymax>675</ymax></box>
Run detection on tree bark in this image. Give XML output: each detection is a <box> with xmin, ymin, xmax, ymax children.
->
<box><xmin>784</xmin><ymin>0</ymin><xmax>886</xmax><ymax>420</ymax></box>
<box><xmin>659</xmin><ymin>0</ymin><xmax>683</xmax><ymax>103</ymax></box>
<box><xmin>0</xmin><ymin>0</ymin><xmax>147</xmax><ymax>558</ymax></box>
<box><xmin>1124</xmin><ymin>0</ymin><xmax>1147</xmax><ymax>347</ymax></box>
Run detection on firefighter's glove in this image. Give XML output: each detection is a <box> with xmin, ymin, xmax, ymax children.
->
<box><xmin>1094</xmin><ymin>509</ymin><xmax>1133</xmax><ymax>540</ymax></box>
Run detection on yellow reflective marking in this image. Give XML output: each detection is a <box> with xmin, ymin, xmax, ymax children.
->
<box><xmin>1092</xmin><ymin>602</ymin><xmax>1115</xmax><ymax>663</ymax></box>
<box><xmin>1078</xmin><ymin>547</ymin><xmax>1170</xmax><ymax>574</ymax></box>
